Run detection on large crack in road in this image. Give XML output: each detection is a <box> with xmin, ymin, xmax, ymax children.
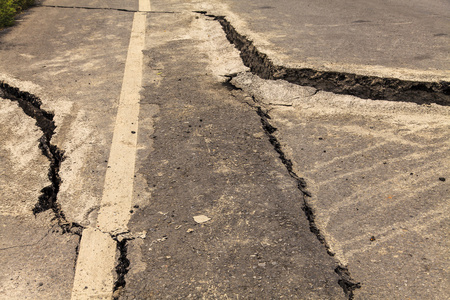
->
<box><xmin>37</xmin><ymin>4</ymin><xmax>139</xmax><ymax>12</ymax></box>
<box><xmin>0</xmin><ymin>82</ymin><xmax>82</xmax><ymax>234</ymax></box>
<box><xmin>0</xmin><ymin>82</ymin><xmax>133</xmax><ymax>298</ymax></box>
<box><xmin>256</xmin><ymin>105</ymin><xmax>362</xmax><ymax>298</ymax></box>
<box><xmin>225</xmin><ymin>79</ymin><xmax>362</xmax><ymax>299</ymax></box>
<box><xmin>113</xmin><ymin>239</ymin><xmax>131</xmax><ymax>299</ymax></box>
<box><xmin>0</xmin><ymin>81</ymin><xmax>87</xmax><ymax>297</ymax></box>
<box><xmin>198</xmin><ymin>12</ymin><xmax>449</xmax><ymax>107</ymax></box>
<box><xmin>37</xmin><ymin>4</ymin><xmax>176</xmax><ymax>14</ymax></box>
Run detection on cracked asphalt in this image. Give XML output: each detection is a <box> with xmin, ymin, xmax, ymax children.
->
<box><xmin>0</xmin><ymin>0</ymin><xmax>448</xmax><ymax>299</ymax></box>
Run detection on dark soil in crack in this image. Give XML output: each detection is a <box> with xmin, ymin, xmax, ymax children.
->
<box><xmin>0</xmin><ymin>81</ymin><xmax>81</xmax><ymax>235</ymax></box>
<box><xmin>198</xmin><ymin>12</ymin><xmax>450</xmax><ymax>106</ymax></box>
<box><xmin>113</xmin><ymin>239</ymin><xmax>130</xmax><ymax>299</ymax></box>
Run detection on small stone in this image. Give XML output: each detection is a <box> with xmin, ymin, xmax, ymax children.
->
<box><xmin>156</xmin><ymin>236</ymin><xmax>167</xmax><ymax>242</ymax></box>
<box><xmin>136</xmin><ymin>231</ymin><xmax>147</xmax><ymax>239</ymax></box>
<box><xmin>258</xmin><ymin>262</ymin><xmax>266</xmax><ymax>267</ymax></box>
<box><xmin>186</xmin><ymin>228</ymin><xmax>194</xmax><ymax>233</ymax></box>
<box><xmin>193</xmin><ymin>215</ymin><xmax>211</xmax><ymax>224</ymax></box>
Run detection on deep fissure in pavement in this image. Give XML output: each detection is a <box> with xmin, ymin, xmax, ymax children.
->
<box><xmin>112</xmin><ymin>239</ymin><xmax>130</xmax><ymax>299</ymax></box>
<box><xmin>38</xmin><ymin>4</ymin><xmax>176</xmax><ymax>13</ymax></box>
<box><xmin>0</xmin><ymin>82</ymin><xmax>133</xmax><ymax>296</ymax></box>
<box><xmin>37</xmin><ymin>4</ymin><xmax>137</xmax><ymax>12</ymax></box>
<box><xmin>198</xmin><ymin>12</ymin><xmax>450</xmax><ymax>106</ymax></box>
<box><xmin>247</xmin><ymin>93</ymin><xmax>361</xmax><ymax>299</ymax></box>
<box><xmin>0</xmin><ymin>82</ymin><xmax>81</xmax><ymax>235</ymax></box>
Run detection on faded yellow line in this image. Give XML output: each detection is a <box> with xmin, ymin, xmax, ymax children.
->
<box><xmin>71</xmin><ymin>3</ymin><xmax>148</xmax><ymax>298</ymax></box>
<box><xmin>71</xmin><ymin>228</ymin><xmax>117</xmax><ymax>299</ymax></box>
<box><xmin>96</xmin><ymin>11</ymin><xmax>146</xmax><ymax>234</ymax></box>
<box><xmin>139</xmin><ymin>0</ymin><xmax>151</xmax><ymax>12</ymax></box>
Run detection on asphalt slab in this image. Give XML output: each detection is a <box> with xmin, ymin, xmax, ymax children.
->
<box><xmin>121</xmin><ymin>11</ymin><xmax>345</xmax><ymax>299</ymax></box>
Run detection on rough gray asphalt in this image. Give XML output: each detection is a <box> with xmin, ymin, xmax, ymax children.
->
<box><xmin>231</xmin><ymin>72</ymin><xmax>450</xmax><ymax>299</ymax></box>
<box><xmin>0</xmin><ymin>0</ymin><xmax>448</xmax><ymax>299</ymax></box>
<box><xmin>0</xmin><ymin>98</ymin><xmax>79</xmax><ymax>299</ymax></box>
<box><xmin>121</xmin><ymin>11</ymin><xmax>344</xmax><ymax>299</ymax></box>
<box><xmin>208</xmin><ymin>0</ymin><xmax>450</xmax><ymax>81</ymax></box>
<box><xmin>0</xmin><ymin>1</ymin><xmax>134</xmax><ymax>298</ymax></box>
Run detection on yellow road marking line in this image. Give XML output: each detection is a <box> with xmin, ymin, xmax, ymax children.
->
<box><xmin>96</xmin><ymin>11</ymin><xmax>146</xmax><ymax>234</ymax></box>
<box><xmin>139</xmin><ymin>0</ymin><xmax>151</xmax><ymax>12</ymax></box>
<box><xmin>72</xmin><ymin>1</ymin><xmax>148</xmax><ymax>297</ymax></box>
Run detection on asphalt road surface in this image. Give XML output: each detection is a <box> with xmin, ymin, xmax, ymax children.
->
<box><xmin>0</xmin><ymin>0</ymin><xmax>448</xmax><ymax>299</ymax></box>
<box><xmin>208</xmin><ymin>0</ymin><xmax>450</xmax><ymax>82</ymax></box>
